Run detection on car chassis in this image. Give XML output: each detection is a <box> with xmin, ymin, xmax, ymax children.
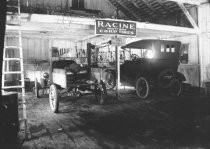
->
<box><xmin>49</xmin><ymin>60</ymin><xmax>107</xmax><ymax>113</ymax></box>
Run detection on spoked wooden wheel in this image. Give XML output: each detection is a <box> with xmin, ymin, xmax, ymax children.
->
<box><xmin>168</xmin><ymin>78</ymin><xmax>182</xmax><ymax>97</ymax></box>
<box><xmin>136</xmin><ymin>77</ymin><xmax>150</xmax><ymax>99</ymax></box>
<box><xmin>49</xmin><ymin>84</ymin><xmax>59</xmax><ymax>113</ymax></box>
<box><xmin>105</xmin><ymin>72</ymin><xmax>116</xmax><ymax>89</ymax></box>
<box><xmin>158</xmin><ymin>69</ymin><xmax>175</xmax><ymax>88</ymax></box>
<box><xmin>95</xmin><ymin>81</ymin><xmax>107</xmax><ymax>105</ymax></box>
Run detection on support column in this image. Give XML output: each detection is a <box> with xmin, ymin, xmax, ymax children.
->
<box><xmin>115</xmin><ymin>37</ymin><xmax>120</xmax><ymax>100</ymax></box>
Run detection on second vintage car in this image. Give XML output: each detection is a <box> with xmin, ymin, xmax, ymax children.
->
<box><xmin>105</xmin><ymin>39</ymin><xmax>186</xmax><ymax>99</ymax></box>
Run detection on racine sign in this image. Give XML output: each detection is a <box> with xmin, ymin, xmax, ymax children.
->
<box><xmin>95</xmin><ymin>19</ymin><xmax>136</xmax><ymax>36</ymax></box>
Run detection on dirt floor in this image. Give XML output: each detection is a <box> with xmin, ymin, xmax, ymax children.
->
<box><xmin>3</xmin><ymin>88</ymin><xmax>210</xmax><ymax>149</ymax></box>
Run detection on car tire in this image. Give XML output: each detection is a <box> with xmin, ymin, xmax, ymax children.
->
<box><xmin>168</xmin><ymin>78</ymin><xmax>182</xmax><ymax>97</ymax></box>
<box><xmin>136</xmin><ymin>77</ymin><xmax>150</xmax><ymax>99</ymax></box>
<box><xmin>49</xmin><ymin>84</ymin><xmax>59</xmax><ymax>113</ymax></box>
<box><xmin>158</xmin><ymin>69</ymin><xmax>175</xmax><ymax>88</ymax></box>
<box><xmin>105</xmin><ymin>72</ymin><xmax>116</xmax><ymax>89</ymax></box>
<box><xmin>95</xmin><ymin>80</ymin><xmax>107</xmax><ymax>105</ymax></box>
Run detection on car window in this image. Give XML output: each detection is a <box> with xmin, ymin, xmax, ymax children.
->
<box><xmin>124</xmin><ymin>48</ymin><xmax>153</xmax><ymax>59</ymax></box>
<box><xmin>171</xmin><ymin>45</ymin><xmax>175</xmax><ymax>53</ymax></box>
<box><xmin>166</xmin><ymin>45</ymin><xmax>170</xmax><ymax>52</ymax></box>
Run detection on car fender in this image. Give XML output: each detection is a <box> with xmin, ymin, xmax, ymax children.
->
<box><xmin>105</xmin><ymin>69</ymin><xmax>116</xmax><ymax>78</ymax></box>
<box><xmin>175</xmin><ymin>72</ymin><xmax>186</xmax><ymax>81</ymax></box>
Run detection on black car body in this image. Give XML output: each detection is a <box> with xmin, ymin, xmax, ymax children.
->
<box><xmin>105</xmin><ymin>39</ymin><xmax>186</xmax><ymax>99</ymax></box>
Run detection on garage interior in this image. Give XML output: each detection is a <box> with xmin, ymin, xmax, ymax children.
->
<box><xmin>1</xmin><ymin>0</ymin><xmax>210</xmax><ymax>148</ymax></box>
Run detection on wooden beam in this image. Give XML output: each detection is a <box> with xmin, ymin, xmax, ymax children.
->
<box><xmin>140</xmin><ymin>0</ymin><xmax>162</xmax><ymax>18</ymax></box>
<box><xmin>165</xmin><ymin>0</ymin><xmax>201</xmax><ymax>5</ymax></box>
<box><xmin>76</xmin><ymin>34</ymin><xmax>102</xmax><ymax>42</ymax></box>
<box><xmin>130</xmin><ymin>0</ymin><xmax>154</xmax><ymax>21</ymax></box>
<box><xmin>111</xmin><ymin>0</ymin><xmax>140</xmax><ymax>21</ymax></box>
<box><xmin>177</xmin><ymin>2</ymin><xmax>199</xmax><ymax>30</ymax></box>
<box><xmin>117</xmin><ymin>0</ymin><xmax>140</xmax><ymax>20</ymax></box>
<box><xmin>156</xmin><ymin>0</ymin><xmax>174</xmax><ymax>14</ymax></box>
<box><xmin>107</xmin><ymin>0</ymin><xmax>138</xmax><ymax>20</ymax></box>
<box><xmin>136</xmin><ymin>22</ymin><xmax>199</xmax><ymax>34</ymax></box>
<box><xmin>6</xmin><ymin>13</ymin><xmax>200</xmax><ymax>39</ymax></box>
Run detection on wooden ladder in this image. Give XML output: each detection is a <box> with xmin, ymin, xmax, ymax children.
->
<box><xmin>2</xmin><ymin>0</ymin><xmax>29</xmax><ymax>139</ymax></box>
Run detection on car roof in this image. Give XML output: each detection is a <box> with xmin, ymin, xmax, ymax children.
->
<box><xmin>121</xmin><ymin>39</ymin><xmax>181</xmax><ymax>49</ymax></box>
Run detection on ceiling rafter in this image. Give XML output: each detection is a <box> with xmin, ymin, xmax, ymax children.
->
<box><xmin>130</xmin><ymin>0</ymin><xmax>154</xmax><ymax>22</ymax></box>
<box><xmin>117</xmin><ymin>0</ymin><xmax>142</xmax><ymax>21</ymax></box>
<box><xmin>140</xmin><ymin>0</ymin><xmax>163</xmax><ymax>18</ymax></box>
<box><xmin>107</xmin><ymin>0</ymin><xmax>138</xmax><ymax>21</ymax></box>
<box><xmin>177</xmin><ymin>2</ymin><xmax>199</xmax><ymax>29</ymax></box>
<box><xmin>155</xmin><ymin>0</ymin><xmax>175</xmax><ymax>16</ymax></box>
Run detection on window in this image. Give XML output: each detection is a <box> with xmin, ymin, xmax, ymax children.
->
<box><xmin>127</xmin><ymin>48</ymin><xmax>154</xmax><ymax>59</ymax></box>
<box><xmin>180</xmin><ymin>43</ymin><xmax>189</xmax><ymax>64</ymax></box>
<box><xmin>171</xmin><ymin>45</ymin><xmax>175</xmax><ymax>53</ymax></box>
<box><xmin>72</xmin><ymin>0</ymin><xmax>84</xmax><ymax>9</ymax></box>
<box><xmin>166</xmin><ymin>45</ymin><xmax>170</xmax><ymax>52</ymax></box>
<box><xmin>161</xmin><ymin>44</ymin><xmax>175</xmax><ymax>53</ymax></box>
<box><xmin>161</xmin><ymin>44</ymin><xmax>165</xmax><ymax>52</ymax></box>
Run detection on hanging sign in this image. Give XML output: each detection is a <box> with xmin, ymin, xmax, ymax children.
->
<box><xmin>95</xmin><ymin>19</ymin><xmax>136</xmax><ymax>36</ymax></box>
<box><xmin>111</xmin><ymin>37</ymin><xmax>126</xmax><ymax>46</ymax></box>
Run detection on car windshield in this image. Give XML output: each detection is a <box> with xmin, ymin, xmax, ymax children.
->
<box><xmin>123</xmin><ymin>48</ymin><xmax>154</xmax><ymax>60</ymax></box>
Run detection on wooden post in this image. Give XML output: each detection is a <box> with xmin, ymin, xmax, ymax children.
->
<box><xmin>87</xmin><ymin>43</ymin><xmax>92</xmax><ymax>78</ymax></box>
<box><xmin>115</xmin><ymin>36</ymin><xmax>120</xmax><ymax>100</ymax></box>
<box><xmin>48</xmin><ymin>36</ymin><xmax>52</xmax><ymax>83</ymax></box>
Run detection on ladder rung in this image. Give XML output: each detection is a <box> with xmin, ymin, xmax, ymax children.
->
<box><xmin>4</xmin><ymin>58</ymin><xmax>22</xmax><ymax>61</ymax></box>
<box><xmin>6</xmin><ymin>23</ymin><xmax>21</xmax><ymax>26</ymax></box>
<box><xmin>7</xmin><ymin>5</ymin><xmax>19</xmax><ymax>9</ymax></box>
<box><xmin>3</xmin><ymin>71</ymin><xmax>23</xmax><ymax>74</ymax></box>
<box><xmin>4</xmin><ymin>46</ymin><xmax>21</xmax><ymax>49</ymax></box>
<box><xmin>2</xmin><ymin>86</ymin><xmax>24</xmax><ymax>89</ymax></box>
<box><xmin>7</xmin><ymin>12</ymin><xmax>19</xmax><ymax>15</ymax></box>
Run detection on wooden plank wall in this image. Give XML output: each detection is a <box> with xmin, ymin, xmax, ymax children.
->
<box><xmin>5</xmin><ymin>36</ymin><xmax>49</xmax><ymax>82</ymax></box>
<box><xmin>21</xmin><ymin>0</ymin><xmax>126</xmax><ymax>19</ymax></box>
<box><xmin>5</xmin><ymin>35</ymin><xmax>88</xmax><ymax>84</ymax></box>
<box><xmin>198</xmin><ymin>3</ymin><xmax>210</xmax><ymax>86</ymax></box>
<box><xmin>51</xmin><ymin>38</ymin><xmax>76</xmax><ymax>58</ymax></box>
<box><xmin>22</xmin><ymin>37</ymin><xmax>49</xmax><ymax>83</ymax></box>
<box><xmin>175</xmin><ymin>35</ymin><xmax>200</xmax><ymax>87</ymax></box>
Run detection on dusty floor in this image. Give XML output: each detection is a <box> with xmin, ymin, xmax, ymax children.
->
<box><xmin>3</xmin><ymin>89</ymin><xmax>210</xmax><ymax>149</ymax></box>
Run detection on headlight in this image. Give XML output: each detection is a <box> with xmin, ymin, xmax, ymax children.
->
<box><xmin>146</xmin><ymin>50</ymin><xmax>154</xmax><ymax>59</ymax></box>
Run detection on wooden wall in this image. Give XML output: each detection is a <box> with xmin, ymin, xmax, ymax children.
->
<box><xmin>21</xmin><ymin>0</ymin><xmax>126</xmax><ymax>19</ymax></box>
<box><xmin>198</xmin><ymin>3</ymin><xmax>210</xmax><ymax>86</ymax></box>
<box><xmin>22</xmin><ymin>37</ymin><xmax>49</xmax><ymax>83</ymax></box>
<box><xmin>50</xmin><ymin>38</ymin><xmax>75</xmax><ymax>58</ymax></box>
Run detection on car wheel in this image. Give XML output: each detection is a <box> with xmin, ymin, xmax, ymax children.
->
<box><xmin>49</xmin><ymin>84</ymin><xmax>59</xmax><ymax>113</ymax></box>
<box><xmin>105</xmin><ymin>72</ymin><xmax>116</xmax><ymax>89</ymax></box>
<box><xmin>168</xmin><ymin>78</ymin><xmax>182</xmax><ymax>97</ymax></box>
<box><xmin>136</xmin><ymin>77</ymin><xmax>150</xmax><ymax>99</ymax></box>
<box><xmin>158</xmin><ymin>69</ymin><xmax>175</xmax><ymax>88</ymax></box>
<box><xmin>95</xmin><ymin>80</ymin><xmax>107</xmax><ymax>105</ymax></box>
<box><xmin>75</xmin><ymin>91</ymin><xmax>82</xmax><ymax>99</ymax></box>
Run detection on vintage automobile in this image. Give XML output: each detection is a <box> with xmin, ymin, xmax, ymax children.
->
<box><xmin>49</xmin><ymin>60</ymin><xmax>107</xmax><ymax>113</ymax></box>
<box><xmin>105</xmin><ymin>39</ymin><xmax>186</xmax><ymax>99</ymax></box>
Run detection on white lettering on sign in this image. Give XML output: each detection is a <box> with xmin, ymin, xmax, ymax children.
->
<box><xmin>96</xmin><ymin>20</ymin><xmax>136</xmax><ymax>36</ymax></box>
